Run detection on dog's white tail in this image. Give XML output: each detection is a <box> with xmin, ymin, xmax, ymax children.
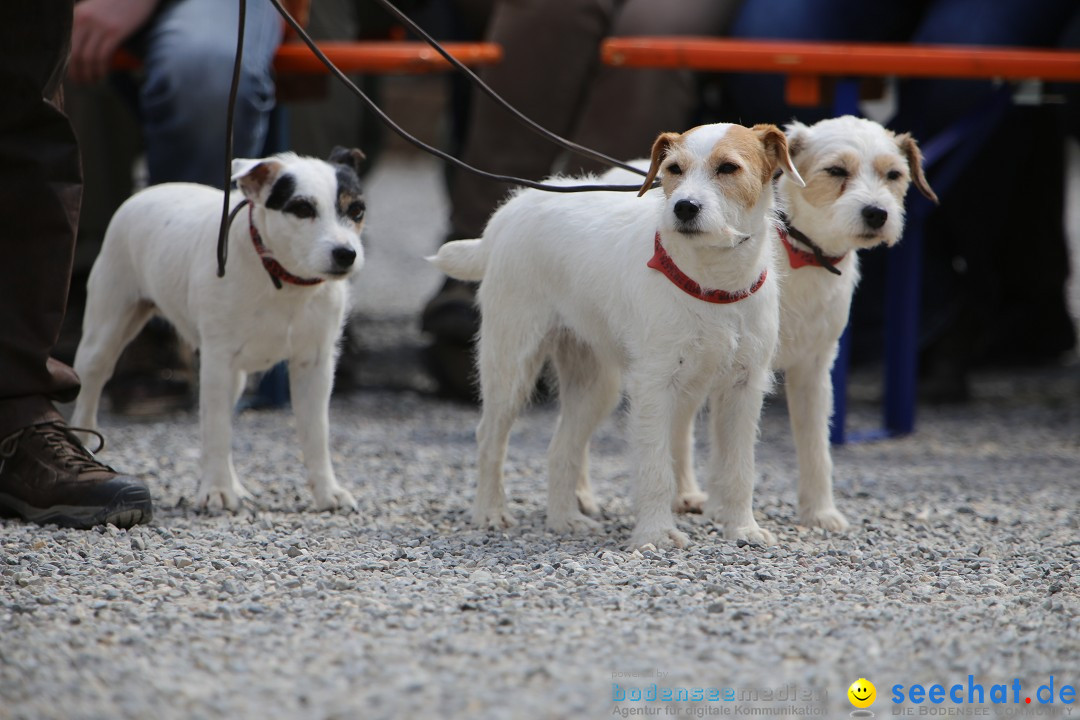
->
<box><xmin>427</xmin><ymin>238</ymin><xmax>487</xmax><ymax>282</ymax></box>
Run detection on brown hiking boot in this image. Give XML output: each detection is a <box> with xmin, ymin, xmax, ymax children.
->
<box><xmin>0</xmin><ymin>421</ymin><xmax>152</xmax><ymax>529</ymax></box>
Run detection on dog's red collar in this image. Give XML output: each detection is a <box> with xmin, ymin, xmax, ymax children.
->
<box><xmin>248</xmin><ymin>205</ymin><xmax>324</xmax><ymax>289</ymax></box>
<box><xmin>647</xmin><ymin>232</ymin><xmax>767</xmax><ymax>304</ymax></box>
<box><xmin>776</xmin><ymin>213</ymin><xmax>845</xmax><ymax>275</ymax></box>
<box><xmin>778</xmin><ymin>228</ymin><xmax>847</xmax><ymax>273</ymax></box>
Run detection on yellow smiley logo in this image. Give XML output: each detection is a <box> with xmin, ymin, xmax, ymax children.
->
<box><xmin>848</xmin><ymin>678</ymin><xmax>876</xmax><ymax>709</ymax></box>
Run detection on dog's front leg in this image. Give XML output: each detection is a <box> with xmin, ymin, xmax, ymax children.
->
<box><xmin>626</xmin><ymin>377</ymin><xmax>690</xmax><ymax>550</ymax></box>
<box><xmin>195</xmin><ymin>356</ymin><xmax>251</xmax><ymax>511</ymax></box>
<box><xmin>289</xmin><ymin>354</ymin><xmax>356</xmax><ymax>512</ymax></box>
<box><xmin>705</xmin><ymin>374</ymin><xmax>776</xmax><ymax>545</ymax></box>
<box><xmin>785</xmin><ymin>359</ymin><xmax>849</xmax><ymax>531</ymax></box>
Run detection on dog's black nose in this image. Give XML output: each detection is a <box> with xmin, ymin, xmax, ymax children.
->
<box><xmin>862</xmin><ymin>205</ymin><xmax>888</xmax><ymax>230</ymax></box>
<box><xmin>674</xmin><ymin>199</ymin><xmax>701</xmax><ymax>223</ymax></box>
<box><xmin>332</xmin><ymin>246</ymin><xmax>357</xmax><ymax>268</ymax></box>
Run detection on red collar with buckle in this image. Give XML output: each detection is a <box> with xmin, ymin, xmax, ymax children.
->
<box><xmin>248</xmin><ymin>205</ymin><xmax>324</xmax><ymax>289</ymax></box>
<box><xmin>647</xmin><ymin>232</ymin><xmax>767</xmax><ymax>304</ymax></box>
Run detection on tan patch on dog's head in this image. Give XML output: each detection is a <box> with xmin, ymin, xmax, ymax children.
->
<box><xmin>642</xmin><ymin>124</ymin><xmax>799</xmax><ymax>209</ymax></box>
<box><xmin>873</xmin><ymin>153</ymin><xmax>911</xmax><ymax>202</ymax></box>
<box><xmin>798</xmin><ymin>149</ymin><xmax>860</xmax><ymax>208</ymax></box>
<box><xmin>705</xmin><ymin>125</ymin><xmax>772</xmax><ymax>209</ymax></box>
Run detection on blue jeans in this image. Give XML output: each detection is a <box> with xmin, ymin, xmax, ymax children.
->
<box><xmin>727</xmin><ymin>0</ymin><xmax>1077</xmax><ymax>133</ymax></box>
<box><xmin>135</xmin><ymin>0</ymin><xmax>282</xmax><ymax>187</ymax></box>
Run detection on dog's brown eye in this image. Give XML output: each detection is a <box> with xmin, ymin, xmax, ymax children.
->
<box><xmin>716</xmin><ymin>162</ymin><xmax>739</xmax><ymax>175</ymax></box>
<box><xmin>825</xmin><ymin>166</ymin><xmax>849</xmax><ymax>178</ymax></box>
<box><xmin>886</xmin><ymin>169</ymin><xmax>903</xmax><ymax>181</ymax></box>
<box><xmin>285</xmin><ymin>200</ymin><xmax>316</xmax><ymax>219</ymax></box>
<box><xmin>666</xmin><ymin>163</ymin><xmax>682</xmax><ymax>175</ymax></box>
<box><xmin>347</xmin><ymin>201</ymin><xmax>366</xmax><ymax>222</ymax></box>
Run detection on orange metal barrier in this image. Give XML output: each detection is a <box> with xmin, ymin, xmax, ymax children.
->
<box><xmin>602</xmin><ymin>38</ymin><xmax>1080</xmax><ymax>106</ymax></box>
<box><xmin>113</xmin><ymin>41</ymin><xmax>502</xmax><ymax>75</ymax></box>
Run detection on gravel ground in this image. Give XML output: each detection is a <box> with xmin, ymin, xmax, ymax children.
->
<box><xmin>2</xmin><ymin>153</ymin><xmax>1079</xmax><ymax>720</ymax></box>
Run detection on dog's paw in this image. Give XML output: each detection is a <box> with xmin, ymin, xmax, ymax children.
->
<box><xmin>629</xmin><ymin>526</ymin><xmax>691</xmax><ymax>551</ymax></box>
<box><xmin>547</xmin><ymin>510</ymin><xmax>601</xmax><ymax>534</ymax></box>
<box><xmin>799</xmin><ymin>505</ymin><xmax>850</xmax><ymax>532</ymax></box>
<box><xmin>673</xmin><ymin>491</ymin><xmax>707</xmax><ymax>514</ymax></box>
<box><xmin>576</xmin><ymin>488</ymin><xmax>600</xmax><ymax>516</ymax></box>
<box><xmin>195</xmin><ymin>479</ymin><xmax>253</xmax><ymax>513</ymax></box>
<box><xmin>313</xmin><ymin>485</ymin><xmax>358</xmax><ymax>513</ymax></box>
<box><xmin>725</xmin><ymin>523</ymin><xmax>777</xmax><ymax>546</ymax></box>
<box><xmin>473</xmin><ymin>505</ymin><xmax>516</xmax><ymax>530</ymax></box>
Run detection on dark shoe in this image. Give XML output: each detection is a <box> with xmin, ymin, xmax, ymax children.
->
<box><xmin>0</xmin><ymin>422</ymin><xmax>152</xmax><ymax>529</ymax></box>
<box><xmin>106</xmin><ymin>374</ymin><xmax>194</xmax><ymax>416</ymax></box>
<box><xmin>420</xmin><ymin>277</ymin><xmax>479</xmax><ymax>346</ymax></box>
<box><xmin>423</xmin><ymin>341</ymin><xmax>479</xmax><ymax>404</ymax></box>
<box><xmin>106</xmin><ymin>319</ymin><xmax>193</xmax><ymax>416</ymax></box>
<box><xmin>421</xmin><ymin>277</ymin><xmax>481</xmax><ymax>403</ymax></box>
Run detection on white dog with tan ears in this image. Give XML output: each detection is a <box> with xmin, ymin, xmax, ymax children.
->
<box><xmin>664</xmin><ymin>115</ymin><xmax>937</xmax><ymax>531</ymax></box>
<box><xmin>431</xmin><ymin>123</ymin><xmax>804</xmax><ymax>549</ymax></box>
<box><xmin>71</xmin><ymin>148</ymin><xmax>367</xmax><ymax>512</ymax></box>
<box><xmin>768</xmin><ymin>115</ymin><xmax>936</xmax><ymax>529</ymax></box>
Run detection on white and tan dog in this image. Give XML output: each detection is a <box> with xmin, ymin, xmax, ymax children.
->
<box><xmin>431</xmin><ymin>123</ymin><xmax>803</xmax><ymax>549</ymax></box>
<box><xmin>72</xmin><ymin>148</ymin><xmax>367</xmax><ymax>512</ymax></box>
<box><xmin>665</xmin><ymin>115</ymin><xmax>937</xmax><ymax>530</ymax></box>
<box><xmin>767</xmin><ymin>115</ymin><xmax>936</xmax><ymax>529</ymax></box>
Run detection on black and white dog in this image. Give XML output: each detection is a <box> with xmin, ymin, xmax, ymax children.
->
<box><xmin>72</xmin><ymin>148</ymin><xmax>366</xmax><ymax>512</ymax></box>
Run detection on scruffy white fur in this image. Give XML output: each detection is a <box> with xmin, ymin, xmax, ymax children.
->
<box><xmin>72</xmin><ymin>150</ymin><xmax>367</xmax><ymax>512</ymax></box>
<box><xmin>431</xmin><ymin>123</ymin><xmax>803</xmax><ymax>549</ymax></box>
<box><xmin>579</xmin><ymin>116</ymin><xmax>936</xmax><ymax>533</ymax></box>
<box><xmin>764</xmin><ymin>115</ymin><xmax>936</xmax><ymax>529</ymax></box>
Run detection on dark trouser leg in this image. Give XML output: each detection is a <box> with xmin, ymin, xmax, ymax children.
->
<box><xmin>0</xmin><ymin>1</ymin><xmax>82</xmax><ymax>438</ymax></box>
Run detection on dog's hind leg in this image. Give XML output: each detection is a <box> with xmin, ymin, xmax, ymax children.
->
<box><xmin>547</xmin><ymin>333</ymin><xmax>620</xmax><ymax>532</ymax></box>
<box><xmin>71</xmin><ymin>293</ymin><xmax>156</xmax><ymax>438</ymax></box>
<box><xmin>705</xmin><ymin>371</ymin><xmax>776</xmax><ymax>545</ymax></box>
<box><xmin>290</xmin><ymin>352</ymin><xmax>356</xmax><ymax>512</ymax></box>
<box><xmin>672</xmin><ymin>402</ymin><xmax>706</xmax><ymax>514</ymax></box>
<box><xmin>785</xmin><ymin>359</ymin><xmax>849</xmax><ymax>531</ymax></box>
<box><xmin>472</xmin><ymin>313</ymin><xmax>551</xmax><ymax>530</ymax></box>
<box><xmin>194</xmin><ymin>353</ymin><xmax>251</xmax><ymax>512</ymax></box>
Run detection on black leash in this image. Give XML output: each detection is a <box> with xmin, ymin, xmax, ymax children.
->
<box><xmin>217</xmin><ymin>0</ymin><xmax>658</xmax><ymax>278</ymax></box>
<box><xmin>366</xmin><ymin>0</ymin><xmax>648</xmax><ymax>179</ymax></box>
<box><xmin>216</xmin><ymin>0</ymin><xmax>247</xmax><ymax>278</ymax></box>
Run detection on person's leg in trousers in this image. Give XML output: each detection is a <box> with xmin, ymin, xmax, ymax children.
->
<box><xmin>568</xmin><ymin>0</ymin><xmax>742</xmax><ymax>176</ymax></box>
<box><xmin>105</xmin><ymin>0</ymin><xmax>284</xmax><ymax>415</ymax></box>
<box><xmin>0</xmin><ymin>2</ymin><xmax>152</xmax><ymax>529</ymax></box>
<box><xmin>423</xmin><ymin>0</ymin><xmax>619</xmax><ymax>401</ymax></box>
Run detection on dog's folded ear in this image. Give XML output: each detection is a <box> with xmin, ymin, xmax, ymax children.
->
<box><xmin>783</xmin><ymin>120</ymin><xmax>808</xmax><ymax>160</ymax></box>
<box><xmin>329</xmin><ymin>146</ymin><xmax>366</xmax><ymax>174</ymax></box>
<box><xmin>639</xmin><ymin>132</ymin><xmax>680</xmax><ymax>197</ymax></box>
<box><xmin>231</xmin><ymin>158</ymin><xmax>286</xmax><ymax>199</ymax></box>
<box><xmin>895</xmin><ymin>133</ymin><xmax>939</xmax><ymax>205</ymax></box>
<box><xmin>753</xmin><ymin>124</ymin><xmax>805</xmax><ymax>188</ymax></box>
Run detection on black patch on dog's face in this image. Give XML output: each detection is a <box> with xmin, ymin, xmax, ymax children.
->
<box><xmin>265</xmin><ymin>173</ymin><xmax>296</xmax><ymax>211</ymax></box>
<box><xmin>333</xmin><ymin>164</ymin><xmax>366</xmax><ymax>224</ymax></box>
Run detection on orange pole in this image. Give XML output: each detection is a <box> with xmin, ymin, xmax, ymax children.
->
<box><xmin>603</xmin><ymin>37</ymin><xmax>1080</xmax><ymax>81</ymax></box>
<box><xmin>113</xmin><ymin>41</ymin><xmax>503</xmax><ymax>75</ymax></box>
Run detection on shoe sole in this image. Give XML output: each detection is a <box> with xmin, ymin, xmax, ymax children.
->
<box><xmin>0</xmin><ymin>484</ymin><xmax>153</xmax><ymax>530</ymax></box>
